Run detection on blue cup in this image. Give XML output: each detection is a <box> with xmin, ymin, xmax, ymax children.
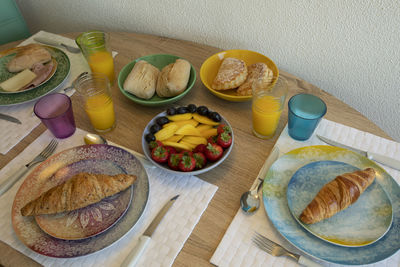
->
<box><xmin>288</xmin><ymin>94</ymin><xmax>327</xmax><ymax>141</ymax></box>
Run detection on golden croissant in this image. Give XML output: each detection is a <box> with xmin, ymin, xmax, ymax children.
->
<box><xmin>21</xmin><ymin>172</ymin><xmax>137</xmax><ymax>216</ymax></box>
<box><xmin>299</xmin><ymin>168</ymin><xmax>375</xmax><ymax>224</ymax></box>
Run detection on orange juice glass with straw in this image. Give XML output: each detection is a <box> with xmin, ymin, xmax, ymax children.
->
<box><xmin>79</xmin><ymin>31</ymin><xmax>115</xmax><ymax>83</ymax></box>
<box><xmin>252</xmin><ymin>77</ymin><xmax>288</xmax><ymax>139</ymax></box>
<box><xmin>74</xmin><ymin>73</ymin><xmax>116</xmax><ymax>132</ymax></box>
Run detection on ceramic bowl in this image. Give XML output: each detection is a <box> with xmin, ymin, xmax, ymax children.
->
<box><xmin>118</xmin><ymin>54</ymin><xmax>196</xmax><ymax>106</ymax></box>
<box><xmin>200</xmin><ymin>49</ymin><xmax>279</xmax><ymax>102</ymax></box>
<box><xmin>142</xmin><ymin>109</ymin><xmax>234</xmax><ymax>175</ymax></box>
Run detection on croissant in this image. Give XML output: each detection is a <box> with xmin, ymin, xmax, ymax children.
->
<box><xmin>299</xmin><ymin>168</ymin><xmax>375</xmax><ymax>224</ymax></box>
<box><xmin>21</xmin><ymin>172</ymin><xmax>137</xmax><ymax>216</ymax></box>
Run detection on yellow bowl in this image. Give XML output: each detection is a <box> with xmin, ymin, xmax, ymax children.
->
<box><xmin>200</xmin><ymin>49</ymin><xmax>279</xmax><ymax>102</ymax></box>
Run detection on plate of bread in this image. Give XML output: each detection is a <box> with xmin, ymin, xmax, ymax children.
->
<box><xmin>200</xmin><ymin>49</ymin><xmax>279</xmax><ymax>102</ymax></box>
<box><xmin>287</xmin><ymin>160</ymin><xmax>392</xmax><ymax>247</ymax></box>
<box><xmin>12</xmin><ymin>144</ymin><xmax>149</xmax><ymax>257</ymax></box>
<box><xmin>0</xmin><ymin>44</ymin><xmax>70</xmax><ymax>106</ymax></box>
<box><xmin>118</xmin><ymin>54</ymin><xmax>196</xmax><ymax>106</ymax></box>
<box><xmin>0</xmin><ymin>44</ymin><xmax>58</xmax><ymax>94</ymax></box>
<box><xmin>263</xmin><ymin>145</ymin><xmax>400</xmax><ymax>265</ymax></box>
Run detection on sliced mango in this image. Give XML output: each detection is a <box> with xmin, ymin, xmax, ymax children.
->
<box><xmin>166</xmin><ymin>113</ymin><xmax>193</xmax><ymax>121</ymax></box>
<box><xmin>201</xmin><ymin>128</ymin><xmax>218</xmax><ymax>138</ymax></box>
<box><xmin>196</xmin><ymin>124</ymin><xmax>213</xmax><ymax>133</ymax></box>
<box><xmin>179</xmin><ymin>141</ymin><xmax>196</xmax><ymax>150</ymax></box>
<box><xmin>175</xmin><ymin>124</ymin><xmax>202</xmax><ymax>136</ymax></box>
<box><xmin>192</xmin><ymin>113</ymin><xmax>220</xmax><ymax>126</ymax></box>
<box><xmin>163</xmin><ymin>119</ymin><xmax>199</xmax><ymax>128</ymax></box>
<box><xmin>154</xmin><ymin>124</ymin><xmax>178</xmax><ymax>141</ymax></box>
<box><xmin>164</xmin><ymin>134</ymin><xmax>184</xmax><ymax>143</ymax></box>
<box><xmin>181</xmin><ymin>136</ymin><xmax>207</xmax><ymax>145</ymax></box>
<box><xmin>163</xmin><ymin>141</ymin><xmax>192</xmax><ymax>151</ymax></box>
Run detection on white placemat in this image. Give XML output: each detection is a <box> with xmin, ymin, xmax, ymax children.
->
<box><xmin>211</xmin><ymin>118</ymin><xmax>400</xmax><ymax>267</ymax></box>
<box><xmin>0</xmin><ymin>128</ymin><xmax>218</xmax><ymax>266</ymax></box>
<box><xmin>0</xmin><ymin>31</ymin><xmax>89</xmax><ymax>155</ymax></box>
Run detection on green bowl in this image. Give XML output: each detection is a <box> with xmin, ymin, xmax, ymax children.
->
<box><xmin>118</xmin><ymin>54</ymin><xmax>196</xmax><ymax>106</ymax></box>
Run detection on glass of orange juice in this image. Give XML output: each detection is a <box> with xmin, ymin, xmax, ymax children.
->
<box><xmin>74</xmin><ymin>73</ymin><xmax>116</xmax><ymax>132</ymax></box>
<box><xmin>78</xmin><ymin>31</ymin><xmax>115</xmax><ymax>84</ymax></box>
<box><xmin>252</xmin><ymin>77</ymin><xmax>288</xmax><ymax>139</ymax></box>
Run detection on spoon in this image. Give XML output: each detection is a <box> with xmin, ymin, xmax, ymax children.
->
<box><xmin>240</xmin><ymin>147</ymin><xmax>280</xmax><ymax>213</ymax></box>
<box><xmin>83</xmin><ymin>133</ymin><xmax>155</xmax><ymax>168</ymax></box>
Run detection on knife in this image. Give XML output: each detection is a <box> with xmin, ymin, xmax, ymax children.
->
<box><xmin>317</xmin><ymin>135</ymin><xmax>400</xmax><ymax>170</ymax></box>
<box><xmin>0</xmin><ymin>112</ymin><xmax>21</xmax><ymax>124</ymax></box>
<box><xmin>121</xmin><ymin>195</ymin><xmax>179</xmax><ymax>267</ymax></box>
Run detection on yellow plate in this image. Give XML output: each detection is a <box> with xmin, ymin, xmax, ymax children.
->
<box><xmin>200</xmin><ymin>49</ymin><xmax>279</xmax><ymax>102</ymax></box>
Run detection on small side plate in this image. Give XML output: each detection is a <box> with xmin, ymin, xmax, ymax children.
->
<box><xmin>287</xmin><ymin>160</ymin><xmax>393</xmax><ymax>247</ymax></box>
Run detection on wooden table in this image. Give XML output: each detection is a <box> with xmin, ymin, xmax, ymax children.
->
<box><xmin>0</xmin><ymin>32</ymin><xmax>392</xmax><ymax>267</ymax></box>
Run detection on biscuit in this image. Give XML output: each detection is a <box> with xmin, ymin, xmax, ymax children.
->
<box><xmin>212</xmin><ymin>57</ymin><xmax>248</xmax><ymax>90</ymax></box>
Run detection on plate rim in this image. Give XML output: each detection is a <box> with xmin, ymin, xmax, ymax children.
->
<box><xmin>262</xmin><ymin>145</ymin><xmax>400</xmax><ymax>265</ymax></box>
<box><xmin>286</xmin><ymin>159</ymin><xmax>393</xmax><ymax>248</ymax></box>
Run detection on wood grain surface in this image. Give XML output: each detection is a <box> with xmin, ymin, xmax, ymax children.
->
<box><xmin>0</xmin><ymin>32</ymin><xmax>392</xmax><ymax>267</ymax></box>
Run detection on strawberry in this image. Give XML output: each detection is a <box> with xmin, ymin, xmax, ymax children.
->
<box><xmin>193</xmin><ymin>152</ymin><xmax>207</xmax><ymax>169</ymax></box>
<box><xmin>207</xmin><ymin>135</ymin><xmax>218</xmax><ymax>144</ymax></box>
<box><xmin>165</xmin><ymin>146</ymin><xmax>177</xmax><ymax>155</ymax></box>
<box><xmin>151</xmin><ymin>146</ymin><xmax>169</xmax><ymax>163</ymax></box>
<box><xmin>180</xmin><ymin>150</ymin><xmax>193</xmax><ymax>157</ymax></box>
<box><xmin>168</xmin><ymin>153</ymin><xmax>182</xmax><ymax>170</ymax></box>
<box><xmin>217</xmin><ymin>132</ymin><xmax>232</xmax><ymax>148</ymax></box>
<box><xmin>217</xmin><ymin>124</ymin><xmax>231</xmax><ymax>135</ymax></box>
<box><xmin>193</xmin><ymin>144</ymin><xmax>207</xmax><ymax>153</ymax></box>
<box><xmin>204</xmin><ymin>143</ymin><xmax>223</xmax><ymax>162</ymax></box>
<box><xmin>149</xmin><ymin>140</ymin><xmax>163</xmax><ymax>149</ymax></box>
<box><xmin>178</xmin><ymin>154</ymin><xmax>196</xmax><ymax>172</ymax></box>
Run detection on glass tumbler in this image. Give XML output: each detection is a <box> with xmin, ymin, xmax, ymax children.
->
<box><xmin>34</xmin><ymin>93</ymin><xmax>76</xmax><ymax>138</ymax></box>
<box><xmin>78</xmin><ymin>31</ymin><xmax>115</xmax><ymax>84</ymax></box>
<box><xmin>74</xmin><ymin>73</ymin><xmax>116</xmax><ymax>132</ymax></box>
<box><xmin>288</xmin><ymin>93</ymin><xmax>327</xmax><ymax>141</ymax></box>
<box><xmin>252</xmin><ymin>77</ymin><xmax>288</xmax><ymax>139</ymax></box>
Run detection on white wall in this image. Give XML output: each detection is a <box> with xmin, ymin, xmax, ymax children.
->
<box><xmin>16</xmin><ymin>0</ymin><xmax>400</xmax><ymax>141</ymax></box>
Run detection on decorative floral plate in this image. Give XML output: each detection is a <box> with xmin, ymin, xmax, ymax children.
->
<box><xmin>12</xmin><ymin>144</ymin><xmax>149</xmax><ymax>258</ymax></box>
<box><xmin>0</xmin><ymin>46</ymin><xmax>70</xmax><ymax>106</ymax></box>
<box><xmin>287</xmin><ymin>160</ymin><xmax>392</xmax><ymax>247</ymax></box>
<box><xmin>263</xmin><ymin>145</ymin><xmax>400</xmax><ymax>265</ymax></box>
<box><xmin>35</xmin><ymin>158</ymin><xmax>133</xmax><ymax>240</ymax></box>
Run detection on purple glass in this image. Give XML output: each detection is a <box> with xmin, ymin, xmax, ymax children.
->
<box><xmin>34</xmin><ymin>93</ymin><xmax>76</xmax><ymax>138</ymax></box>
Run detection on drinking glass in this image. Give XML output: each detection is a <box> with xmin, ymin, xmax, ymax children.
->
<box><xmin>34</xmin><ymin>93</ymin><xmax>76</xmax><ymax>138</ymax></box>
<box><xmin>252</xmin><ymin>77</ymin><xmax>288</xmax><ymax>139</ymax></box>
<box><xmin>78</xmin><ymin>31</ymin><xmax>115</xmax><ymax>84</ymax></box>
<box><xmin>74</xmin><ymin>73</ymin><xmax>116</xmax><ymax>132</ymax></box>
<box><xmin>288</xmin><ymin>93</ymin><xmax>327</xmax><ymax>141</ymax></box>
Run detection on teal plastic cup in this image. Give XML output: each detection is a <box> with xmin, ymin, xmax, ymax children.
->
<box><xmin>288</xmin><ymin>94</ymin><xmax>327</xmax><ymax>141</ymax></box>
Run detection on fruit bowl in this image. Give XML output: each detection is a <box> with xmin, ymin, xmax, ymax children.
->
<box><xmin>200</xmin><ymin>49</ymin><xmax>279</xmax><ymax>102</ymax></box>
<box><xmin>142</xmin><ymin>105</ymin><xmax>234</xmax><ymax>175</ymax></box>
<box><xmin>118</xmin><ymin>54</ymin><xmax>196</xmax><ymax>106</ymax></box>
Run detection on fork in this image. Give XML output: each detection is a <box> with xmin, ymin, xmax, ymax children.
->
<box><xmin>253</xmin><ymin>232</ymin><xmax>322</xmax><ymax>267</ymax></box>
<box><xmin>0</xmin><ymin>139</ymin><xmax>58</xmax><ymax>196</ymax></box>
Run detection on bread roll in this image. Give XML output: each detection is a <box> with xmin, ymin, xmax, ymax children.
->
<box><xmin>156</xmin><ymin>59</ymin><xmax>191</xmax><ymax>97</ymax></box>
<box><xmin>7</xmin><ymin>44</ymin><xmax>52</xmax><ymax>73</ymax></box>
<box><xmin>299</xmin><ymin>168</ymin><xmax>376</xmax><ymax>224</ymax></box>
<box><xmin>123</xmin><ymin>60</ymin><xmax>160</xmax><ymax>99</ymax></box>
<box><xmin>21</xmin><ymin>172</ymin><xmax>137</xmax><ymax>216</ymax></box>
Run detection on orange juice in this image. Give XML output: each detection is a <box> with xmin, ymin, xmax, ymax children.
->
<box><xmin>252</xmin><ymin>95</ymin><xmax>282</xmax><ymax>138</ymax></box>
<box><xmin>85</xmin><ymin>93</ymin><xmax>115</xmax><ymax>131</ymax></box>
<box><xmin>88</xmin><ymin>51</ymin><xmax>115</xmax><ymax>83</ymax></box>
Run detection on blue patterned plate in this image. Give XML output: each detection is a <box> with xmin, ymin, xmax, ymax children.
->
<box><xmin>263</xmin><ymin>146</ymin><xmax>400</xmax><ymax>265</ymax></box>
<box><xmin>287</xmin><ymin>160</ymin><xmax>392</xmax><ymax>247</ymax></box>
